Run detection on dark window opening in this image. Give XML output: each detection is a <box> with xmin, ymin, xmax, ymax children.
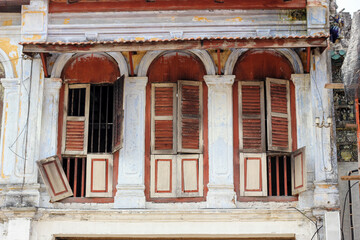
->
<box><xmin>62</xmin><ymin>157</ymin><xmax>87</xmax><ymax>198</ymax></box>
<box><xmin>267</xmin><ymin>155</ymin><xmax>292</xmax><ymax>196</ymax></box>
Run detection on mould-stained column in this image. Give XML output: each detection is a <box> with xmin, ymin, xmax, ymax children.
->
<box><xmin>310</xmin><ymin>49</ymin><xmax>339</xmax><ymax>210</ymax></box>
<box><xmin>21</xmin><ymin>0</ymin><xmax>48</xmax><ymax>42</ymax></box>
<box><xmin>0</xmin><ymin>78</ymin><xmax>20</xmax><ymax>184</ymax></box>
<box><xmin>291</xmin><ymin>73</ymin><xmax>315</xmax><ymax>209</ymax></box>
<box><xmin>204</xmin><ymin>75</ymin><xmax>236</xmax><ymax>208</ymax></box>
<box><xmin>307</xmin><ymin>0</ymin><xmax>329</xmax><ymax>36</ymax></box>
<box><xmin>39</xmin><ymin>78</ymin><xmax>62</xmax><ymax>159</ymax></box>
<box><xmin>114</xmin><ymin>77</ymin><xmax>147</xmax><ymax>209</ymax></box>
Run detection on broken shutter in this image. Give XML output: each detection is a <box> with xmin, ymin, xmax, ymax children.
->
<box><xmin>239</xmin><ymin>153</ymin><xmax>267</xmax><ymax>196</ymax></box>
<box><xmin>266</xmin><ymin>78</ymin><xmax>292</xmax><ymax>152</ymax></box>
<box><xmin>238</xmin><ymin>81</ymin><xmax>265</xmax><ymax>152</ymax></box>
<box><xmin>291</xmin><ymin>147</ymin><xmax>307</xmax><ymax>195</ymax></box>
<box><xmin>37</xmin><ymin>156</ymin><xmax>73</xmax><ymax>202</ymax></box>
<box><xmin>113</xmin><ymin>75</ymin><xmax>125</xmax><ymax>152</ymax></box>
<box><xmin>151</xmin><ymin>83</ymin><xmax>177</xmax><ymax>154</ymax></box>
<box><xmin>178</xmin><ymin>81</ymin><xmax>203</xmax><ymax>153</ymax></box>
<box><xmin>150</xmin><ymin>155</ymin><xmax>177</xmax><ymax>198</ymax></box>
<box><xmin>86</xmin><ymin>154</ymin><xmax>113</xmax><ymax>197</ymax></box>
<box><xmin>62</xmin><ymin>84</ymin><xmax>90</xmax><ymax>155</ymax></box>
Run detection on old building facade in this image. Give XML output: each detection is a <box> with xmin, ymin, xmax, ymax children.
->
<box><xmin>0</xmin><ymin>0</ymin><xmax>341</xmax><ymax>239</ymax></box>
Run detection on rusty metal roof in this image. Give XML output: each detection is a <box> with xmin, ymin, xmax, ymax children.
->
<box><xmin>21</xmin><ymin>34</ymin><xmax>329</xmax><ymax>46</ymax></box>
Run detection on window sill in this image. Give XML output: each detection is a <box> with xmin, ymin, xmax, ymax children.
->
<box><xmin>59</xmin><ymin>197</ymin><xmax>114</xmax><ymax>203</ymax></box>
<box><xmin>238</xmin><ymin>196</ymin><xmax>298</xmax><ymax>202</ymax></box>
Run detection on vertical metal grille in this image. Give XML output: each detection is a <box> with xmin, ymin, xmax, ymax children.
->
<box><xmin>63</xmin><ymin>157</ymin><xmax>86</xmax><ymax>198</ymax></box>
<box><xmin>88</xmin><ymin>85</ymin><xmax>114</xmax><ymax>153</ymax></box>
<box><xmin>267</xmin><ymin>154</ymin><xmax>292</xmax><ymax>196</ymax></box>
<box><xmin>67</xmin><ymin>88</ymin><xmax>86</xmax><ymax>117</ymax></box>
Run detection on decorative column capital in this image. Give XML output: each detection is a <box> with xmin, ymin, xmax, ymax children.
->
<box><xmin>291</xmin><ymin>74</ymin><xmax>310</xmax><ymax>90</ymax></box>
<box><xmin>1</xmin><ymin>78</ymin><xmax>20</xmax><ymax>89</ymax></box>
<box><xmin>204</xmin><ymin>75</ymin><xmax>235</xmax><ymax>86</ymax></box>
<box><xmin>44</xmin><ymin>78</ymin><xmax>62</xmax><ymax>91</ymax></box>
<box><xmin>125</xmin><ymin>77</ymin><xmax>148</xmax><ymax>89</ymax></box>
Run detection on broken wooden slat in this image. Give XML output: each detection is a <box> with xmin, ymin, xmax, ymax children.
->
<box><xmin>324</xmin><ymin>83</ymin><xmax>344</xmax><ymax>89</ymax></box>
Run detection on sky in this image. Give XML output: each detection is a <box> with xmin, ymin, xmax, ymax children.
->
<box><xmin>337</xmin><ymin>0</ymin><xmax>360</xmax><ymax>15</ymax></box>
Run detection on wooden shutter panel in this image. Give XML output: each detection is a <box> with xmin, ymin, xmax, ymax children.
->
<box><xmin>86</xmin><ymin>154</ymin><xmax>113</xmax><ymax>197</ymax></box>
<box><xmin>62</xmin><ymin>84</ymin><xmax>90</xmax><ymax>155</ymax></box>
<box><xmin>266</xmin><ymin>78</ymin><xmax>292</xmax><ymax>152</ymax></box>
<box><xmin>238</xmin><ymin>81</ymin><xmax>265</xmax><ymax>152</ymax></box>
<box><xmin>239</xmin><ymin>153</ymin><xmax>267</xmax><ymax>196</ymax></box>
<box><xmin>178</xmin><ymin>81</ymin><xmax>203</xmax><ymax>153</ymax></box>
<box><xmin>151</xmin><ymin>83</ymin><xmax>177</xmax><ymax>154</ymax></box>
<box><xmin>178</xmin><ymin>154</ymin><xmax>203</xmax><ymax>197</ymax></box>
<box><xmin>291</xmin><ymin>147</ymin><xmax>307</xmax><ymax>195</ymax></box>
<box><xmin>113</xmin><ymin>75</ymin><xmax>125</xmax><ymax>152</ymax></box>
<box><xmin>37</xmin><ymin>156</ymin><xmax>73</xmax><ymax>202</ymax></box>
<box><xmin>150</xmin><ymin>155</ymin><xmax>177</xmax><ymax>198</ymax></box>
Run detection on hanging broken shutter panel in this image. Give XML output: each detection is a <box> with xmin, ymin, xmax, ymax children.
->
<box><xmin>178</xmin><ymin>81</ymin><xmax>203</xmax><ymax>153</ymax></box>
<box><xmin>112</xmin><ymin>75</ymin><xmax>125</xmax><ymax>152</ymax></box>
<box><xmin>37</xmin><ymin>156</ymin><xmax>73</xmax><ymax>202</ymax></box>
<box><xmin>266</xmin><ymin>78</ymin><xmax>292</xmax><ymax>152</ymax></box>
<box><xmin>86</xmin><ymin>154</ymin><xmax>113</xmax><ymax>197</ymax></box>
<box><xmin>62</xmin><ymin>84</ymin><xmax>90</xmax><ymax>155</ymax></box>
<box><xmin>239</xmin><ymin>153</ymin><xmax>267</xmax><ymax>196</ymax></box>
<box><xmin>151</xmin><ymin>83</ymin><xmax>177</xmax><ymax>154</ymax></box>
<box><xmin>291</xmin><ymin>147</ymin><xmax>307</xmax><ymax>195</ymax></box>
<box><xmin>238</xmin><ymin>81</ymin><xmax>265</xmax><ymax>152</ymax></box>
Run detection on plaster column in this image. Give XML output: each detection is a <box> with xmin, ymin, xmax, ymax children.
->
<box><xmin>3</xmin><ymin>208</ymin><xmax>35</xmax><ymax>240</ymax></box>
<box><xmin>291</xmin><ymin>74</ymin><xmax>315</xmax><ymax>209</ymax></box>
<box><xmin>310</xmin><ymin>49</ymin><xmax>339</xmax><ymax>210</ymax></box>
<box><xmin>114</xmin><ymin>77</ymin><xmax>147</xmax><ymax>208</ymax></box>
<box><xmin>39</xmin><ymin>78</ymin><xmax>62</xmax><ymax>159</ymax></box>
<box><xmin>204</xmin><ymin>75</ymin><xmax>236</xmax><ymax>208</ymax></box>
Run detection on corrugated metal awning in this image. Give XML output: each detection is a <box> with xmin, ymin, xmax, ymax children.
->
<box><xmin>21</xmin><ymin>35</ymin><xmax>329</xmax><ymax>53</ymax></box>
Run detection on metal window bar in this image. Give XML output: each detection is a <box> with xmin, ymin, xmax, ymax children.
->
<box><xmin>267</xmin><ymin>153</ymin><xmax>292</xmax><ymax>196</ymax></box>
<box><xmin>63</xmin><ymin>157</ymin><xmax>87</xmax><ymax>198</ymax></box>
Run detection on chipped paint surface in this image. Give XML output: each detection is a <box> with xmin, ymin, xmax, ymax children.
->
<box><xmin>135</xmin><ymin>37</ymin><xmax>145</xmax><ymax>41</ymax></box>
<box><xmin>122</xmin><ymin>51</ymin><xmax>146</xmax><ymax>74</ymax></box>
<box><xmin>226</xmin><ymin>17</ymin><xmax>243</xmax><ymax>22</ymax></box>
<box><xmin>2</xmin><ymin>20</ymin><xmax>12</xmax><ymax>26</ymax></box>
<box><xmin>193</xmin><ymin>16</ymin><xmax>213</xmax><ymax>22</ymax></box>
<box><xmin>23</xmin><ymin>34</ymin><xmax>42</xmax><ymax>41</ymax></box>
<box><xmin>0</xmin><ymin>38</ymin><xmax>19</xmax><ymax>78</ymax></box>
<box><xmin>1</xmin><ymin>103</ymin><xmax>8</xmax><ymax>179</ymax></box>
<box><xmin>63</xmin><ymin>18</ymin><xmax>70</xmax><ymax>24</ymax></box>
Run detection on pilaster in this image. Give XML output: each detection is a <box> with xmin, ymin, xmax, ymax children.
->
<box><xmin>204</xmin><ymin>75</ymin><xmax>236</xmax><ymax>208</ymax></box>
<box><xmin>114</xmin><ymin>77</ymin><xmax>147</xmax><ymax>208</ymax></box>
<box><xmin>307</xmin><ymin>0</ymin><xmax>329</xmax><ymax>36</ymax></box>
<box><xmin>39</xmin><ymin>78</ymin><xmax>62</xmax><ymax>159</ymax></box>
<box><xmin>3</xmin><ymin>207</ymin><xmax>36</xmax><ymax>240</ymax></box>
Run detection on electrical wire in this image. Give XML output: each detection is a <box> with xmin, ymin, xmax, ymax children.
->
<box><xmin>340</xmin><ymin>180</ymin><xmax>359</xmax><ymax>240</ymax></box>
<box><xmin>290</xmin><ymin>207</ymin><xmax>322</xmax><ymax>239</ymax></box>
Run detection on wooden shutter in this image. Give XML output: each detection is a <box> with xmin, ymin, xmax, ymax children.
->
<box><xmin>239</xmin><ymin>153</ymin><xmax>267</xmax><ymax>196</ymax></box>
<box><xmin>62</xmin><ymin>84</ymin><xmax>90</xmax><ymax>155</ymax></box>
<box><xmin>291</xmin><ymin>147</ymin><xmax>307</xmax><ymax>195</ymax></box>
<box><xmin>178</xmin><ymin>81</ymin><xmax>203</xmax><ymax>153</ymax></box>
<box><xmin>37</xmin><ymin>156</ymin><xmax>73</xmax><ymax>202</ymax></box>
<box><xmin>150</xmin><ymin>155</ymin><xmax>177</xmax><ymax>198</ymax></box>
<box><xmin>86</xmin><ymin>154</ymin><xmax>113</xmax><ymax>197</ymax></box>
<box><xmin>266</xmin><ymin>78</ymin><xmax>292</xmax><ymax>152</ymax></box>
<box><xmin>151</xmin><ymin>83</ymin><xmax>177</xmax><ymax>154</ymax></box>
<box><xmin>178</xmin><ymin>154</ymin><xmax>203</xmax><ymax>197</ymax></box>
<box><xmin>238</xmin><ymin>81</ymin><xmax>265</xmax><ymax>152</ymax></box>
<box><xmin>113</xmin><ymin>75</ymin><xmax>125</xmax><ymax>152</ymax></box>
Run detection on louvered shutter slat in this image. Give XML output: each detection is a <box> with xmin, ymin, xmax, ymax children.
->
<box><xmin>178</xmin><ymin>81</ymin><xmax>203</xmax><ymax>153</ymax></box>
<box><xmin>239</xmin><ymin>82</ymin><xmax>265</xmax><ymax>152</ymax></box>
<box><xmin>266</xmin><ymin>78</ymin><xmax>291</xmax><ymax>152</ymax></box>
<box><xmin>113</xmin><ymin>75</ymin><xmax>125</xmax><ymax>152</ymax></box>
<box><xmin>62</xmin><ymin>84</ymin><xmax>90</xmax><ymax>155</ymax></box>
<box><xmin>151</xmin><ymin>83</ymin><xmax>177</xmax><ymax>154</ymax></box>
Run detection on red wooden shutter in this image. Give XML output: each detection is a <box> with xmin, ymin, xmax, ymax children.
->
<box><xmin>178</xmin><ymin>81</ymin><xmax>203</xmax><ymax>153</ymax></box>
<box><xmin>151</xmin><ymin>83</ymin><xmax>177</xmax><ymax>154</ymax></box>
<box><xmin>86</xmin><ymin>154</ymin><xmax>113</xmax><ymax>197</ymax></box>
<box><xmin>291</xmin><ymin>147</ymin><xmax>307</xmax><ymax>195</ymax></box>
<box><xmin>62</xmin><ymin>84</ymin><xmax>90</xmax><ymax>155</ymax></box>
<box><xmin>37</xmin><ymin>156</ymin><xmax>73</xmax><ymax>202</ymax></box>
<box><xmin>238</xmin><ymin>81</ymin><xmax>265</xmax><ymax>152</ymax></box>
<box><xmin>239</xmin><ymin>153</ymin><xmax>267</xmax><ymax>196</ymax></box>
<box><xmin>113</xmin><ymin>75</ymin><xmax>125</xmax><ymax>152</ymax></box>
<box><xmin>266</xmin><ymin>78</ymin><xmax>292</xmax><ymax>152</ymax></box>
